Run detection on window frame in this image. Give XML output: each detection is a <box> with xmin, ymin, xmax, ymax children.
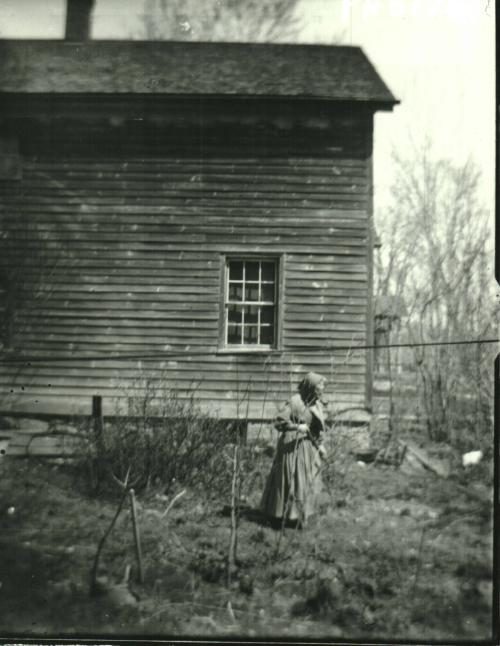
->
<box><xmin>218</xmin><ymin>254</ymin><xmax>284</xmax><ymax>353</ymax></box>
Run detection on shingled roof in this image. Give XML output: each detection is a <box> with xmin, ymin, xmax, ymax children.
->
<box><xmin>0</xmin><ymin>40</ymin><xmax>397</xmax><ymax>107</ymax></box>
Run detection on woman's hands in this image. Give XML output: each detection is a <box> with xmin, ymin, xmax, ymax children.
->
<box><xmin>293</xmin><ymin>423</ymin><xmax>326</xmax><ymax>459</ymax></box>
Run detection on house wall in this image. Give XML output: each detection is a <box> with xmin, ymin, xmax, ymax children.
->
<box><xmin>0</xmin><ymin>101</ymin><xmax>374</xmax><ymax>419</ymax></box>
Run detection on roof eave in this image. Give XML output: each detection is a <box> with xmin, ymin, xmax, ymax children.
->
<box><xmin>0</xmin><ymin>91</ymin><xmax>399</xmax><ymax>107</ymax></box>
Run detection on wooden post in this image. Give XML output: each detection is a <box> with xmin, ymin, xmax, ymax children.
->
<box><xmin>227</xmin><ymin>442</ymin><xmax>239</xmax><ymax>588</ymax></box>
<box><xmin>129</xmin><ymin>488</ymin><xmax>144</xmax><ymax>584</ymax></box>
<box><xmin>92</xmin><ymin>395</ymin><xmax>104</xmax><ymax>489</ymax></box>
<box><xmin>92</xmin><ymin>394</ymin><xmax>102</xmax><ymax>425</ymax></box>
<box><xmin>92</xmin><ymin>395</ymin><xmax>104</xmax><ymax>449</ymax></box>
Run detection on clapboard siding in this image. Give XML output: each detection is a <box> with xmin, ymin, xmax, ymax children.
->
<box><xmin>0</xmin><ymin>112</ymin><xmax>373</xmax><ymax>418</ymax></box>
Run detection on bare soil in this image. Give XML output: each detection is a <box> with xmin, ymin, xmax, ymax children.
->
<box><xmin>0</xmin><ymin>445</ymin><xmax>494</xmax><ymax>642</ymax></box>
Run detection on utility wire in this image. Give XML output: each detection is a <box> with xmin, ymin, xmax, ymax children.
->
<box><xmin>0</xmin><ymin>338</ymin><xmax>498</xmax><ymax>364</ymax></box>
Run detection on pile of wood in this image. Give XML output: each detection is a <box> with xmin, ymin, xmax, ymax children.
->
<box><xmin>0</xmin><ymin>416</ymin><xmax>83</xmax><ymax>458</ymax></box>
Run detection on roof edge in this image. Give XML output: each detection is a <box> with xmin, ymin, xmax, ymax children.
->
<box><xmin>0</xmin><ymin>40</ymin><xmax>399</xmax><ymax>106</ymax></box>
<box><xmin>0</xmin><ymin>37</ymin><xmax>364</xmax><ymax>50</ymax></box>
<box><xmin>0</xmin><ymin>92</ymin><xmax>399</xmax><ymax>111</ymax></box>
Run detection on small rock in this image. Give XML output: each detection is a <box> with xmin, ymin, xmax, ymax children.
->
<box><xmin>106</xmin><ymin>584</ymin><xmax>138</xmax><ymax>608</ymax></box>
<box><xmin>7</xmin><ymin>506</ymin><xmax>15</xmax><ymax>516</ymax></box>
<box><xmin>462</xmin><ymin>450</ymin><xmax>483</xmax><ymax>467</ymax></box>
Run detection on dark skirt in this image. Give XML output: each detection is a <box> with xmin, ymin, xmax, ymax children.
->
<box><xmin>260</xmin><ymin>430</ymin><xmax>323</xmax><ymax>523</ymax></box>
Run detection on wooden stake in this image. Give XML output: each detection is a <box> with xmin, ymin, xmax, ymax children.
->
<box><xmin>129</xmin><ymin>488</ymin><xmax>144</xmax><ymax>584</ymax></box>
<box><xmin>91</xmin><ymin>394</ymin><xmax>105</xmax><ymax>489</ymax></box>
<box><xmin>227</xmin><ymin>442</ymin><xmax>239</xmax><ymax>588</ymax></box>
<box><xmin>161</xmin><ymin>489</ymin><xmax>186</xmax><ymax>519</ymax></box>
<box><xmin>90</xmin><ymin>469</ymin><xmax>130</xmax><ymax>595</ymax></box>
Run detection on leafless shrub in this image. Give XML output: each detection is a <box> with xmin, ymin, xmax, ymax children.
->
<box><xmin>375</xmin><ymin>140</ymin><xmax>496</xmax><ymax>451</ymax></box>
<box><xmin>80</xmin><ymin>372</ymin><xmax>234</xmax><ymax>496</ymax></box>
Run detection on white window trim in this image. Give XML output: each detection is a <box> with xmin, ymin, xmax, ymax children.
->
<box><xmin>218</xmin><ymin>254</ymin><xmax>284</xmax><ymax>353</ymax></box>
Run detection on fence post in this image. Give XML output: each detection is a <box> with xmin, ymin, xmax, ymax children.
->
<box><xmin>92</xmin><ymin>395</ymin><xmax>105</xmax><ymax>489</ymax></box>
<box><xmin>92</xmin><ymin>394</ymin><xmax>104</xmax><ymax>445</ymax></box>
<box><xmin>129</xmin><ymin>488</ymin><xmax>144</xmax><ymax>583</ymax></box>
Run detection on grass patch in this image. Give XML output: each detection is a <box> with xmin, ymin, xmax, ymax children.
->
<box><xmin>0</xmin><ymin>433</ymin><xmax>493</xmax><ymax>641</ymax></box>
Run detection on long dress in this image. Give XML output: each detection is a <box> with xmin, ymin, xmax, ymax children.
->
<box><xmin>260</xmin><ymin>393</ymin><xmax>326</xmax><ymax>524</ymax></box>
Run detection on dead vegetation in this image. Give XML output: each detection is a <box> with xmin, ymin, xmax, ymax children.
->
<box><xmin>0</xmin><ymin>421</ymin><xmax>493</xmax><ymax>641</ymax></box>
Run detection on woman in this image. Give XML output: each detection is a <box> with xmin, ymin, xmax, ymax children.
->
<box><xmin>260</xmin><ymin>372</ymin><xmax>328</xmax><ymax>527</ymax></box>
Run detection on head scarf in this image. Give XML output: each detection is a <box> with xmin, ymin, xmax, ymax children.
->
<box><xmin>298</xmin><ymin>371</ymin><xmax>326</xmax><ymax>405</ymax></box>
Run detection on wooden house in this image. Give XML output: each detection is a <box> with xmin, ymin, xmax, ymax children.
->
<box><xmin>0</xmin><ymin>40</ymin><xmax>397</xmax><ymax>421</ymax></box>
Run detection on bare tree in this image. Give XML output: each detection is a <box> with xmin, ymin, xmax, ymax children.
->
<box><xmin>375</xmin><ymin>140</ymin><xmax>496</xmax><ymax>448</ymax></box>
<box><xmin>136</xmin><ymin>0</ymin><xmax>301</xmax><ymax>42</ymax></box>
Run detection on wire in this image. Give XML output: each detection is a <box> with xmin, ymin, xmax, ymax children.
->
<box><xmin>0</xmin><ymin>338</ymin><xmax>497</xmax><ymax>364</ymax></box>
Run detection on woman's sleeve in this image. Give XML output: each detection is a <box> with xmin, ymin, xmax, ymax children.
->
<box><xmin>274</xmin><ymin>403</ymin><xmax>301</xmax><ymax>433</ymax></box>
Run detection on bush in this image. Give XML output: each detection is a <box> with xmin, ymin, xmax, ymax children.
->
<box><xmin>81</xmin><ymin>375</ymin><xmax>236</xmax><ymax>496</ymax></box>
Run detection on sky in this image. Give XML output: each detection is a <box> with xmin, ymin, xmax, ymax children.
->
<box><xmin>0</xmin><ymin>0</ymin><xmax>495</xmax><ymax>218</ymax></box>
<box><xmin>297</xmin><ymin>0</ymin><xmax>495</xmax><ymax>212</ymax></box>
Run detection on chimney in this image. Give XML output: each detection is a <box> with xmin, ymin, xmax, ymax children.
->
<box><xmin>65</xmin><ymin>0</ymin><xmax>95</xmax><ymax>40</ymax></box>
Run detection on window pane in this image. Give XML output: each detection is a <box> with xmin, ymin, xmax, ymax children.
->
<box><xmin>227</xmin><ymin>324</ymin><xmax>241</xmax><ymax>344</ymax></box>
<box><xmin>261</xmin><ymin>284</ymin><xmax>275</xmax><ymax>302</ymax></box>
<box><xmin>245</xmin><ymin>261</ymin><xmax>259</xmax><ymax>281</ymax></box>
<box><xmin>228</xmin><ymin>283</ymin><xmax>243</xmax><ymax>301</ymax></box>
<box><xmin>245</xmin><ymin>305</ymin><xmax>259</xmax><ymax>324</ymax></box>
<box><xmin>245</xmin><ymin>285</ymin><xmax>259</xmax><ymax>302</ymax></box>
<box><xmin>243</xmin><ymin>325</ymin><xmax>258</xmax><ymax>344</ymax></box>
<box><xmin>225</xmin><ymin>257</ymin><xmax>278</xmax><ymax>348</ymax></box>
<box><xmin>261</xmin><ymin>306</ymin><xmax>274</xmax><ymax>324</ymax></box>
<box><xmin>229</xmin><ymin>261</ymin><xmax>243</xmax><ymax>280</ymax></box>
<box><xmin>260</xmin><ymin>325</ymin><xmax>274</xmax><ymax>345</ymax></box>
<box><xmin>261</xmin><ymin>262</ymin><xmax>275</xmax><ymax>282</ymax></box>
<box><xmin>228</xmin><ymin>305</ymin><xmax>243</xmax><ymax>324</ymax></box>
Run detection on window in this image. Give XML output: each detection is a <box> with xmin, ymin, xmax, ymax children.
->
<box><xmin>223</xmin><ymin>258</ymin><xmax>278</xmax><ymax>348</ymax></box>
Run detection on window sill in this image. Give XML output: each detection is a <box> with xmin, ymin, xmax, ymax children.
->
<box><xmin>217</xmin><ymin>346</ymin><xmax>280</xmax><ymax>355</ymax></box>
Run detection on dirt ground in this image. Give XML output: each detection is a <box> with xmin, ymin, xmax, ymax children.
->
<box><xmin>0</xmin><ymin>440</ymin><xmax>495</xmax><ymax>642</ymax></box>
